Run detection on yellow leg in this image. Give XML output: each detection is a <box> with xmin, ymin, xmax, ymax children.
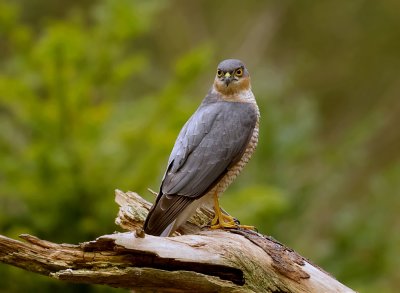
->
<box><xmin>210</xmin><ymin>192</ymin><xmax>255</xmax><ymax>230</ymax></box>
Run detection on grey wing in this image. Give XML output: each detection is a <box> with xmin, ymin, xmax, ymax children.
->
<box><xmin>143</xmin><ymin>101</ymin><xmax>257</xmax><ymax>236</ymax></box>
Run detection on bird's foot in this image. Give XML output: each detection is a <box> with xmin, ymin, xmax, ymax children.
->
<box><xmin>210</xmin><ymin>193</ymin><xmax>256</xmax><ymax>231</ymax></box>
<box><xmin>210</xmin><ymin>211</ymin><xmax>255</xmax><ymax>231</ymax></box>
<box><xmin>232</xmin><ymin>217</ymin><xmax>257</xmax><ymax>231</ymax></box>
<box><xmin>210</xmin><ymin>212</ymin><xmax>237</xmax><ymax>229</ymax></box>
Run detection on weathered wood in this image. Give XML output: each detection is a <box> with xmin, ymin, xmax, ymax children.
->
<box><xmin>0</xmin><ymin>190</ymin><xmax>356</xmax><ymax>292</ymax></box>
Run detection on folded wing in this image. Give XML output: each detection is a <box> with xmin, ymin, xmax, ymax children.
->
<box><xmin>144</xmin><ymin>100</ymin><xmax>257</xmax><ymax>235</ymax></box>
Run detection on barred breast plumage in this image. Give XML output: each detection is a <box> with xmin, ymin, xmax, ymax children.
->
<box><xmin>206</xmin><ymin>93</ymin><xmax>259</xmax><ymax>200</ymax></box>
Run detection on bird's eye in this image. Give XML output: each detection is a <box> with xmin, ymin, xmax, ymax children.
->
<box><xmin>217</xmin><ymin>69</ymin><xmax>223</xmax><ymax>77</ymax></box>
<box><xmin>235</xmin><ymin>68</ymin><xmax>243</xmax><ymax>77</ymax></box>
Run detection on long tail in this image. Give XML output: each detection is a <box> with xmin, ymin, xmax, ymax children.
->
<box><xmin>143</xmin><ymin>194</ymin><xmax>194</xmax><ymax>236</ymax></box>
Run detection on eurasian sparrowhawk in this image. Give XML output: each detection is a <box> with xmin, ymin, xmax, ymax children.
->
<box><xmin>143</xmin><ymin>59</ymin><xmax>260</xmax><ymax>236</ymax></box>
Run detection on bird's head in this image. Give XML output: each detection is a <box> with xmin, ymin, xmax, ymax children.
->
<box><xmin>213</xmin><ymin>59</ymin><xmax>251</xmax><ymax>96</ymax></box>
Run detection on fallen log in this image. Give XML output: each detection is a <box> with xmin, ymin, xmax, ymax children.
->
<box><xmin>0</xmin><ymin>190</ymin><xmax>356</xmax><ymax>292</ymax></box>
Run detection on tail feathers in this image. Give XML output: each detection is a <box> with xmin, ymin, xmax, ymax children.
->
<box><xmin>159</xmin><ymin>220</ymin><xmax>176</xmax><ymax>237</ymax></box>
<box><xmin>143</xmin><ymin>194</ymin><xmax>194</xmax><ymax>236</ymax></box>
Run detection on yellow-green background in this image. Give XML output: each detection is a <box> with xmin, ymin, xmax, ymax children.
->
<box><xmin>1</xmin><ymin>0</ymin><xmax>399</xmax><ymax>292</ymax></box>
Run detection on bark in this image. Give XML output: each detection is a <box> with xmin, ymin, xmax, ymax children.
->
<box><xmin>0</xmin><ymin>190</ymin><xmax>356</xmax><ymax>292</ymax></box>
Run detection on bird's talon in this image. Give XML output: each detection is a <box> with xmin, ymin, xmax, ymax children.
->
<box><xmin>210</xmin><ymin>221</ymin><xmax>237</xmax><ymax>230</ymax></box>
<box><xmin>238</xmin><ymin>224</ymin><xmax>256</xmax><ymax>231</ymax></box>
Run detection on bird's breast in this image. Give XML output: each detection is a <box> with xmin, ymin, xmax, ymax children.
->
<box><xmin>204</xmin><ymin>112</ymin><xmax>259</xmax><ymax>205</ymax></box>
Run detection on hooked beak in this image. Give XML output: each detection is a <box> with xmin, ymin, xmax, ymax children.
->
<box><xmin>223</xmin><ymin>72</ymin><xmax>232</xmax><ymax>86</ymax></box>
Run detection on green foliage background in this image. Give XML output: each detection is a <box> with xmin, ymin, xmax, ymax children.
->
<box><xmin>1</xmin><ymin>0</ymin><xmax>399</xmax><ymax>292</ymax></box>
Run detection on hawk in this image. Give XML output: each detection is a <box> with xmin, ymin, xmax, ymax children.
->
<box><xmin>143</xmin><ymin>59</ymin><xmax>260</xmax><ymax>236</ymax></box>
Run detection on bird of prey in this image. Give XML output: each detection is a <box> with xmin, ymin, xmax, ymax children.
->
<box><xmin>143</xmin><ymin>59</ymin><xmax>260</xmax><ymax>237</ymax></box>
